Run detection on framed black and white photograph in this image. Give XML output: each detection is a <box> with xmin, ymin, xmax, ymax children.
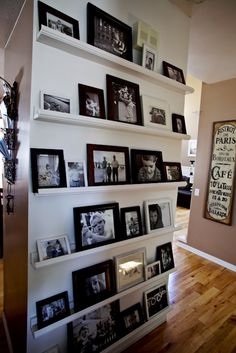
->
<box><xmin>142</xmin><ymin>44</ymin><xmax>158</xmax><ymax>71</ymax></box>
<box><xmin>72</xmin><ymin>260</ymin><xmax>115</xmax><ymax>311</ymax></box>
<box><xmin>145</xmin><ymin>261</ymin><xmax>161</xmax><ymax>280</ymax></box>
<box><xmin>114</xmin><ymin>248</ymin><xmax>146</xmax><ymax>292</ymax></box>
<box><xmin>38</xmin><ymin>1</ymin><xmax>80</xmax><ymax>39</ymax></box>
<box><xmin>172</xmin><ymin>113</ymin><xmax>187</xmax><ymax>134</ymax></box>
<box><xmin>162</xmin><ymin>61</ymin><xmax>185</xmax><ymax>84</ymax></box>
<box><xmin>106</xmin><ymin>75</ymin><xmax>142</xmax><ymax>126</ymax></box>
<box><xmin>73</xmin><ymin>202</ymin><xmax>120</xmax><ymax>251</ymax></box>
<box><xmin>156</xmin><ymin>242</ymin><xmax>175</xmax><ymax>273</ymax></box>
<box><xmin>144</xmin><ymin>198</ymin><xmax>173</xmax><ymax>234</ymax></box>
<box><xmin>131</xmin><ymin>149</ymin><xmax>164</xmax><ymax>184</ymax></box>
<box><xmin>87</xmin><ymin>144</ymin><xmax>130</xmax><ymax>186</ymax></box>
<box><xmin>141</xmin><ymin>95</ymin><xmax>171</xmax><ymax>130</ymax></box>
<box><xmin>87</xmin><ymin>3</ymin><xmax>133</xmax><ymax>61</ymax></box>
<box><xmin>30</xmin><ymin>148</ymin><xmax>67</xmax><ymax>193</ymax></box>
<box><xmin>67</xmin><ymin>300</ymin><xmax>120</xmax><ymax>353</ymax></box>
<box><xmin>120</xmin><ymin>303</ymin><xmax>144</xmax><ymax>335</ymax></box>
<box><xmin>36</xmin><ymin>291</ymin><xmax>70</xmax><ymax>329</ymax></box>
<box><xmin>78</xmin><ymin>84</ymin><xmax>105</xmax><ymax>119</ymax></box>
<box><xmin>120</xmin><ymin>206</ymin><xmax>143</xmax><ymax>239</ymax></box>
<box><xmin>37</xmin><ymin>234</ymin><xmax>71</xmax><ymax>262</ymax></box>
<box><xmin>40</xmin><ymin>91</ymin><xmax>70</xmax><ymax>113</ymax></box>
<box><xmin>66</xmin><ymin>161</ymin><xmax>87</xmax><ymax>188</ymax></box>
<box><xmin>163</xmin><ymin>162</ymin><xmax>182</xmax><ymax>182</ymax></box>
<box><xmin>144</xmin><ymin>283</ymin><xmax>169</xmax><ymax>320</ymax></box>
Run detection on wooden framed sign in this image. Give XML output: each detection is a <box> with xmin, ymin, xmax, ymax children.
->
<box><xmin>205</xmin><ymin>120</ymin><xmax>236</xmax><ymax>225</ymax></box>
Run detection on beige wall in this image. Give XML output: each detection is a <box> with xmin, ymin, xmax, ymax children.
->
<box><xmin>187</xmin><ymin>78</ymin><xmax>236</xmax><ymax>266</ymax></box>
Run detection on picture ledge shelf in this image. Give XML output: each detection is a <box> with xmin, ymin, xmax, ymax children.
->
<box><xmin>37</xmin><ymin>26</ymin><xmax>194</xmax><ymax>95</ymax></box>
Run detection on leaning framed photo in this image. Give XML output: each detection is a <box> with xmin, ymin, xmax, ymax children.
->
<box><xmin>36</xmin><ymin>291</ymin><xmax>70</xmax><ymax>329</ymax></box>
<box><xmin>156</xmin><ymin>242</ymin><xmax>175</xmax><ymax>273</ymax></box>
<box><xmin>142</xmin><ymin>44</ymin><xmax>158</xmax><ymax>71</ymax></box>
<box><xmin>172</xmin><ymin>113</ymin><xmax>187</xmax><ymax>134</ymax></box>
<box><xmin>144</xmin><ymin>283</ymin><xmax>169</xmax><ymax>320</ymax></box>
<box><xmin>188</xmin><ymin>139</ymin><xmax>197</xmax><ymax>157</ymax></box>
<box><xmin>162</xmin><ymin>61</ymin><xmax>185</xmax><ymax>84</ymax></box>
<box><xmin>145</xmin><ymin>261</ymin><xmax>161</xmax><ymax>280</ymax></box>
<box><xmin>65</xmin><ymin>160</ymin><xmax>87</xmax><ymax>188</ymax></box>
<box><xmin>78</xmin><ymin>84</ymin><xmax>105</xmax><ymax>119</ymax></box>
<box><xmin>87</xmin><ymin>2</ymin><xmax>133</xmax><ymax>61</ymax></box>
<box><xmin>37</xmin><ymin>234</ymin><xmax>71</xmax><ymax>261</ymax></box>
<box><xmin>120</xmin><ymin>303</ymin><xmax>144</xmax><ymax>335</ymax></box>
<box><xmin>163</xmin><ymin>162</ymin><xmax>182</xmax><ymax>182</ymax></box>
<box><xmin>38</xmin><ymin>1</ymin><xmax>80</xmax><ymax>39</ymax></box>
<box><xmin>120</xmin><ymin>206</ymin><xmax>143</xmax><ymax>239</ymax></box>
<box><xmin>141</xmin><ymin>95</ymin><xmax>171</xmax><ymax>130</ymax></box>
<box><xmin>106</xmin><ymin>75</ymin><xmax>142</xmax><ymax>126</ymax></box>
<box><xmin>73</xmin><ymin>202</ymin><xmax>120</xmax><ymax>251</ymax></box>
<box><xmin>87</xmin><ymin>144</ymin><xmax>130</xmax><ymax>186</ymax></box>
<box><xmin>144</xmin><ymin>198</ymin><xmax>173</xmax><ymax>234</ymax></box>
<box><xmin>30</xmin><ymin>148</ymin><xmax>67</xmax><ymax>193</ymax></box>
<box><xmin>40</xmin><ymin>91</ymin><xmax>70</xmax><ymax>113</ymax></box>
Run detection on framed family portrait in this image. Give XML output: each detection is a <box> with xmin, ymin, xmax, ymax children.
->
<box><xmin>106</xmin><ymin>75</ymin><xmax>142</xmax><ymax>126</ymax></box>
<box><xmin>156</xmin><ymin>242</ymin><xmax>175</xmax><ymax>273</ymax></box>
<box><xmin>172</xmin><ymin>113</ymin><xmax>187</xmax><ymax>134</ymax></box>
<box><xmin>163</xmin><ymin>162</ymin><xmax>182</xmax><ymax>182</ymax></box>
<box><xmin>30</xmin><ymin>148</ymin><xmax>67</xmax><ymax>193</ymax></box>
<box><xmin>141</xmin><ymin>95</ymin><xmax>171</xmax><ymax>130</ymax></box>
<box><xmin>142</xmin><ymin>44</ymin><xmax>158</xmax><ymax>71</ymax></box>
<box><xmin>41</xmin><ymin>91</ymin><xmax>70</xmax><ymax>113</ymax></box>
<box><xmin>120</xmin><ymin>303</ymin><xmax>144</xmax><ymax>335</ymax></box>
<box><xmin>36</xmin><ymin>291</ymin><xmax>70</xmax><ymax>329</ymax></box>
<box><xmin>120</xmin><ymin>206</ymin><xmax>143</xmax><ymax>239</ymax></box>
<box><xmin>73</xmin><ymin>202</ymin><xmax>120</xmax><ymax>251</ymax></box>
<box><xmin>144</xmin><ymin>198</ymin><xmax>173</xmax><ymax>234</ymax></box>
<box><xmin>131</xmin><ymin>149</ymin><xmax>164</xmax><ymax>184</ymax></box>
<box><xmin>78</xmin><ymin>84</ymin><xmax>105</xmax><ymax>119</ymax></box>
<box><xmin>162</xmin><ymin>61</ymin><xmax>185</xmax><ymax>85</ymax></box>
<box><xmin>37</xmin><ymin>234</ymin><xmax>71</xmax><ymax>262</ymax></box>
<box><xmin>87</xmin><ymin>144</ymin><xmax>130</xmax><ymax>186</ymax></box>
<box><xmin>145</xmin><ymin>261</ymin><xmax>161</xmax><ymax>280</ymax></box>
<box><xmin>144</xmin><ymin>283</ymin><xmax>169</xmax><ymax>320</ymax></box>
<box><xmin>65</xmin><ymin>161</ymin><xmax>87</xmax><ymax>188</ymax></box>
<box><xmin>87</xmin><ymin>2</ymin><xmax>133</xmax><ymax>61</ymax></box>
<box><xmin>38</xmin><ymin>1</ymin><xmax>80</xmax><ymax>39</ymax></box>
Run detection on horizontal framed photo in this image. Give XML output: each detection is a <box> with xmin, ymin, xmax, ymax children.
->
<box><xmin>78</xmin><ymin>84</ymin><xmax>105</xmax><ymax>119</ymax></box>
<box><xmin>162</xmin><ymin>61</ymin><xmax>185</xmax><ymax>85</ymax></box>
<box><xmin>38</xmin><ymin>1</ymin><xmax>80</xmax><ymax>39</ymax></box>
<box><xmin>72</xmin><ymin>260</ymin><xmax>115</xmax><ymax>311</ymax></box>
<box><xmin>188</xmin><ymin>139</ymin><xmax>197</xmax><ymax>157</ymax></box>
<box><xmin>131</xmin><ymin>149</ymin><xmax>164</xmax><ymax>184</ymax></box>
<box><xmin>172</xmin><ymin>113</ymin><xmax>187</xmax><ymax>134</ymax></box>
<box><xmin>40</xmin><ymin>91</ymin><xmax>70</xmax><ymax>113</ymax></box>
<box><xmin>66</xmin><ymin>160</ymin><xmax>87</xmax><ymax>188</ymax></box>
<box><xmin>37</xmin><ymin>234</ymin><xmax>71</xmax><ymax>261</ymax></box>
<box><xmin>120</xmin><ymin>303</ymin><xmax>144</xmax><ymax>335</ymax></box>
<box><xmin>144</xmin><ymin>283</ymin><xmax>169</xmax><ymax>320</ymax></box>
<box><xmin>87</xmin><ymin>2</ymin><xmax>132</xmax><ymax>61</ymax></box>
<box><xmin>73</xmin><ymin>202</ymin><xmax>120</xmax><ymax>252</ymax></box>
<box><xmin>156</xmin><ymin>242</ymin><xmax>175</xmax><ymax>273</ymax></box>
<box><xmin>144</xmin><ymin>198</ymin><xmax>173</xmax><ymax>234</ymax></box>
<box><xmin>36</xmin><ymin>291</ymin><xmax>70</xmax><ymax>329</ymax></box>
<box><xmin>163</xmin><ymin>162</ymin><xmax>182</xmax><ymax>182</ymax></box>
<box><xmin>141</xmin><ymin>95</ymin><xmax>171</xmax><ymax>130</ymax></box>
<box><xmin>30</xmin><ymin>148</ymin><xmax>67</xmax><ymax>193</ymax></box>
<box><xmin>120</xmin><ymin>206</ymin><xmax>143</xmax><ymax>239</ymax></box>
<box><xmin>145</xmin><ymin>261</ymin><xmax>161</xmax><ymax>280</ymax></box>
<box><xmin>106</xmin><ymin>75</ymin><xmax>142</xmax><ymax>126</ymax></box>
<box><xmin>87</xmin><ymin>144</ymin><xmax>130</xmax><ymax>186</ymax></box>
<box><xmin>114</xmin><ymin>248</ymin><xmax>146</xmax><ymax>292</ymax></box>
<box><xmin>142</xmin><ymin>44</ymin><xmax>158</xmax><ymax>71</ymax></box>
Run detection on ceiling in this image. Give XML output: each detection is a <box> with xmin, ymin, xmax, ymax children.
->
<box><xmin>0</xmin><ymin>0</ymin><xmax>236</xmax><ymax>83</ymax></box>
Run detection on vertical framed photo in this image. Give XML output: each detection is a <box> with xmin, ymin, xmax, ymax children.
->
<box><xmin>144</xmin><ymin>198</ymin><xmax>173</xmax><ymax>234</ymax></box>
<box><xmin>38</xmin><ymin>1</ymin><xmax>80</xmax><ymax>39</ymax></box>
<box><xmin>37</xmin><ymin>234</ymin><xmax>71</xmax><ymax>262</ymax></box>
<box><xmin>40</xmin><ymin>91</ymin><xmax>70</xmax><ymax>113</ymax></box>
<box><xmin>162</xmin><ymin>61</ymin><xmax>185</xmax><ymax>85</ymax></box>
<box><xmin>106</xmin><ymin>75</ymin><xmax>142</xmax><ymax>126</ymax></box>
<box><xmin>66</xmin><ymin>161</ymin><xmax>87</xmax><ymax>188</ymax></box>
<box><xmin>120</xmin><ymin>303</ymin><xmax>144</xmax><ymax>335</ymax></box>
<box><xmin>30</xmin><ymin>148</ymin><xmax>67</xmax><ymax>193</ymax></box>
<box><xmin>145</xmin><ymin>261</ymin><xmax>161</xmax><ymax>280</ymax></box>
<box><xmin>141</xmin><ymin>95</ymin><xmax>171</xmax><ymax>130</ymax></box>
<box><xmin>172</xmin><ymin>113</ymin><xmax>187</xmax><ymax>134</ymax></box>
<box><xmin>144</xmin><ymin>283</ymin><xmax>169</xmax><ymax>320</ymax></box>
<box><xmin>120</xmin><ymin>206</ymin><xmax>143</xmax><ymax>239</ymax></box>
<box><xmin>78</xmin><ymin>84</ymin><xmax>105</xmax><ymax>119</ymax></box>
<box><xmin>163</xmin><ymin>162</ymin><xmax>182</xmax><ymax>182</ymax></box>
<box><xmin>142</xmin><ymin>44</ymin><xmax>158</xmax><ymax>71</ymax></box>
<box><xmin>87</xmin><ymin>3</ymin><xmax>133</xmax><ymax>61</ymax></box>
<box><xmin>188</xmin><ymin>139</ymin><xmax>197</xmax><ymax>157</ymax></box>
<box><xmin>156</xmin><ymin>242</ymin><xmax>175</xmax><ymax>273</ymax></box>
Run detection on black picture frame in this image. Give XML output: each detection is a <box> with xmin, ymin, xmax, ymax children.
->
<box><xmin>130</xmin><ymin>149</ymin><xmax>164</xmax><ymax>184</ymax></box>
<box><xmin>73</xmin><ymin>202</ymin><xmax>120</xmax><ymax>252</ymax></box>
<box><xmin>78</xmin><ymin>84</ymin><xmax>105</xmax><ymax>119</ymax></box>
<box><xmin>120</xmin><ymin>303</ymin><xmax>144</xmax><ymax>336</ymax></box>
<box><xmin>38</xmin><ymin>1</ymin><xmax>80</xmax><ymax>39</ymax></box>
<box><xmin>87</xmin><ymin>143</ymin><xmax>130</xmax><ymax>186</ymax></box>
<box><xmin>156</xmin><ymin>242</ymin><xmax>175</xmax><ymax>273</ymax></box>
<box><xmin>163</xmin><ymin>162</ymin><xmax>183</xmax><ymax>182</ymax></box>
<box><xmin>30</xmin><ymin>148</ymin><xmax>67</xmax><ymax>193</ymax></box>
<box><xmin>106</xmin><ymin>74</ymin><xmax>142</xmax><ymax>126</ymax></box>
<box><xmin>162</xmin><ymin>61</ymin><xmax>185</xmax><ymax>85</ymax></box>
<box><xmin>144</xmin><ymin>283</ymin><xmax>169</xmax><ymax>320</ymax></box>
<box><xmin>36</xmin><ymin>291</ymin><xmax>70</xmax><ymax>329</ymax></box>
<box><xmin>87</xmin><ymin>2</ymin><xmax>133</xmax><ymax>61</ymax></box>
<box><xmin>172</xmin><ymin>113</ymin><xmax>187</xmax><ymax>134</ymax></box>
<box><xmin>120</xmin><ymin>206</ymin><xmax>143</xmax><ymax>239</ymax></box>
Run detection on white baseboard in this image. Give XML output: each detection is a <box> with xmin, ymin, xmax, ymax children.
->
<box><xmin>177</xmin><ymin>241</ymin><xmax>236</xmax><ymax>272</ymax></box>
<box><xmin>2</xmin><ymin>312</ymin><xmax>14</xmax><ymax>353</ymax></box>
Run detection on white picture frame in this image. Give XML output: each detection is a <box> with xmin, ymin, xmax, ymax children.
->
<box><xmin>188</xmin><ymin>139</ymin><xmax>197</xmax><ymax>157</ymax></box>
<box><xmin>144</xmin><ymin>282</ymin><xmax>169</xmax><ymax>320</ymax></box>
<box><xmin>37</xmin><ymin>234</ymin><xmax>71</xmax><ymax>261</ymax></box>
<box><xmin>141</xmin><ymin>95</ymin><xmax>171</xmax><ymax>130</ymax></box>
<box><xmin>144</xmin><ymin>198</ymin><xmax>173</xmax><ymax>234</ymax></box>
<box><xmin>145</xmin><ymin>260</ymin><xmax>161</xmax><ymax>280</ymax></box>
<box><xmin>65</xmin><ymin>160</ymin><xmax>87</xmax><ymax>188</ymax></box>
<box><xmin>40</xmin><ymin>90</ymin><xmax>71</xmax><ymax>113</ymax></box>
<box><xmin>142</xmin><ymin>44</ymin><xmax>158</xmax><ymax>72</ymax></box>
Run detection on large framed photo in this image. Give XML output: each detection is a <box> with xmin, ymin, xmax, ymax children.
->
<box><xmin>41</xmin><ymin>91</ymin><xmax>70</xmax><ymax>113</ymax></box>
<box><xmin>78</xmin><ymin>84</ymin><xmax>105</xmax><ymax>119</ymax></box>
<box><xmin>37</xmin><ymin>234</ymin><xmax>71</xmax><ymax>262</ymax></box>
<box><xmin>142</xmin><ymin>44</ymin><xmax>158</xmax><ymax>71</ymax></box>
<box><xmin>144</xmin><ymin>283</ymin><xmax>169</xmax><ymax>320</ymax></box>
<box><xmin>38</xmin><ymin>1</ymin><xmax>80</xmax><ymax>39</ymax></box>
<box><xmin>162</xmin><ymin>61</ymin><xmax>185</xmax><ymax>85</ymax></box>
<box><xmin>163</xmin><ymin>162</ymin><xmax>182</xmax><ymax>182</ymax></box>
<box><xmin>67</xmin><ymin>300</ymin><xmax>120</xmax><ymax>353</ymax></box>
<box><xmin>87</xmin><ymin>144</ymin><xmax>130</xmax><ymax>186</ymax></box>
<box><xmin>144</xmin><ymin>199</ymin><xmax>173</xmax><ymax>234</ymax></box>
<box><xmin>30</xmin><ymin>148</ymin><xmax>67</xmax><ymax>193</ymax></box>
<box><xmin>156</xmin><ymin>242</ymin><xmax>175</xmax><ymax>273</ymax></box>
<box><xmin>141</xmin><ymin>95</ymin><xmax>171</xmax><ymax>130</ymax></box>
<box><xmin>131</xmin><ymin>149</ymin><xmax>164</xmax><ymax>184</ymax></box>
<box><xmin>36</xmin><ymin>291</ymin><xmax>70</xmax><ymax>329</ymax></box>
<box><xmin>72</xmin><ymin>260</ymin><xmax>115</xmax><ymax>311</ymax></box>
<box><xmin>120</xmin><ymin>206</ymin><xmax>143</xmax><ymax>239</ymax></box>
<box><xmin>145</xmin><ymin>261</ymin><xmax>161</xmax><ymax>280</ymax></box>
<box><xmin>87</xmin><ymin>3</ymin><xmax>133</xmax><ymax>61</ymax></box>
<box><xmin>73</xmin><ymin>202</ymin><xmax>120</xmax><ymax>251</ymax></box>
<box><xmin>114</xmin><ymin>248</ymin><xmax>146</xmax><ymax>292</ymax></box>
<box><xmin>106</xmin><ymin>75</ymin><xmax>142</xmax><ymax>126</ymax></box>
<box><xmin>120</xmin><ymin>303</ymin><xmax>144</xmax><ymax>336</ymax></box>
<box><xmin>172</xmin><ymin>113</ymin><xmax>187</xmax><ymax>134</ymax></box>
<box><xmin>66</xmin><ymin>161</ymin><xmax>87</xmax><ymax>188</ymax></box>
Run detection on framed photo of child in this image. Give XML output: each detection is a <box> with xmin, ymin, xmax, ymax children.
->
<box><xmin>144</xmin><ymin>198</ymin><xmax>173</xmax><ymax>234</ymax></box>
<box><xmin>156</xmin><ymin>242</ymin><xmax>175</xmax><ymax>273</ymax></box>
<box><xmin>78</xmin><ymin>84</ymin><xmax>106</xmax><ymax>119</ymax></box>
<box><xmin>120</xmin><ymin>206</ymin><xmax>143</xmax><ymax>239</ymax></box>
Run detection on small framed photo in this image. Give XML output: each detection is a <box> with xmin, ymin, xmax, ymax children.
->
<box><xmin>120</xmin><ymin>206</ymin><xmax>143</xmax><ymax>239</ymax></box>
<box><xmin>66</xmin><ymin>161</ymin><xmax>87</xmax><ymax>188</ymax></box>
<box><xmin>188</xmin><ymin>139</ymin><xmax>197</xmax><ymax>157</ymax></box>
<box><xmin>78</xmin><ymin>84</ymin><xmax>105</xmax><ymax>119</ymax></box>
<box><xmin>142</xmin><ymin>44</ymin><xmax>158</xmax><ymax>71</ymax></box>
<box><xmin>163</xmin><ymin>162</ymin><xmax>182</xmax><ymax>182</ymax></box>
<box><xmin>114</xmin><ymin>248</ymin><xmax>146</xmax><ymax>292</ymax></box>
<box><xmin>141</xmin><ymin>95</ymin><xmax>171</xmax><ymax>130</ymax></box>
<box><xmin>172</xmin><ymin>113</ymin><xmax>187</xmax><ymax>134</ymax></box>
<box><xmin>87</xmin><ymin>3</ymin><xmax>133</xmax><ymax>61</ymax></box>
<box><xmin>145</xmin><ymin>261</ymin><xmax>161</xmax><ymax>280</ymax></box>
<box><xmin>37</xmin><ymin>234</ymin><xmax>71</xmax><ymax>262</ymax></box>
<box><xmin>38</xmin><ymin>1</ymin><xmax>80</xmax><ymax>39</ymax></box>
<box><xmin>162</xmin><ymin>61</ymin><xmax>185</xmax><ymax>84</ymax></box>
<box><xmin>106</xmin><ymin>75</ymin><xmax>142</xmax><ymax>126</ymax></box>
<box><xmin>120</xmin><ymin>303</ymin><xmax>144</xmax><ymax>335</ymax></box>
<box><xmin>72</xmin><ymin>260</ymin><xmax>115</xmax><ymax>311</ymax></box>
<box><xmin>144</xmin><ymin>198</ymin><xmax>173</xmax><ymax>234</ymax></box>
<box><xmin>130</xmin><ymin>149</ymin><xmax>164</xmax><ymax>184</ymax></box>
<box><xmin>41</xmin><ymin>91</ymin><xmax>70</xmax><ymax>113</ymax></box>
<box><xmin>87</xmin><ymin>144</ymin><xmax>130</xmax><ymax>186</ymax></box>
<box><xmin>73</xmin><ymin>202</ymin><xmax>120</xmax><ymax>252</ymax></box>
<box><xmin>156</xmin><ymin>242</ymin><xmax>175</xmax><ymax>273</ymax></box>
<box><xmin>36</xmin><ymin>291</ymin><xmax>70</xmax><ymax>329</ymax></box>
<box><xmin>144</xmin><ymin>283</ymin><xmax>169</xmax><ymax>320</ymax></box>
<box><xmin>30</xmin><ymin>148</ymin><xmax>67</xmax><ymax>193</ymax></box>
